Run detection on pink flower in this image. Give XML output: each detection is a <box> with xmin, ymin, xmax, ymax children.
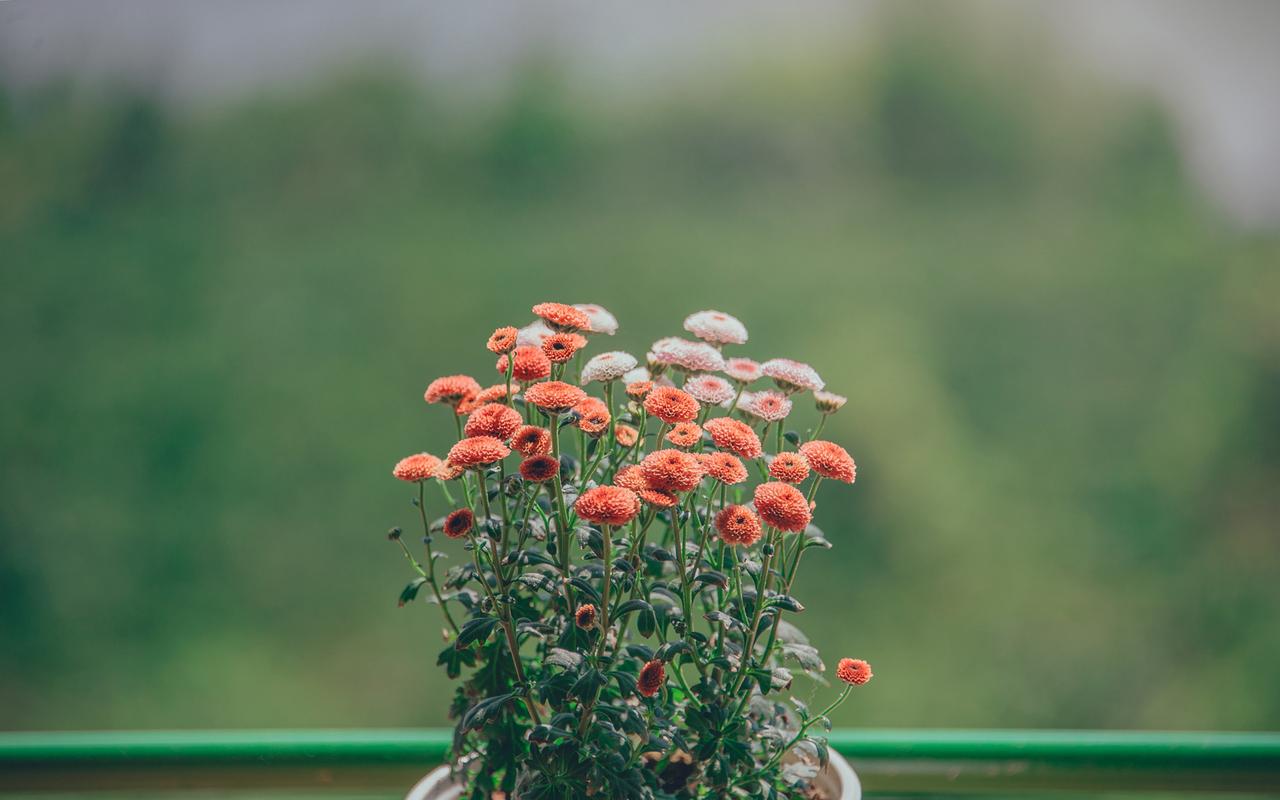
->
<box><xmin>761</xmin><ymin>358</ymin><xmax>825</xmax><ymax>392</ymax></box>
<box><xmin>683</xmin><ymin>309</ymin><xmax>748</xmax><ymax>345</ymax></box>
<box><xmin>683</xmin><ymin>374</ymin><xmax>736</xmax><ymax>406</ymax></box>
<box><xmin>742</xmin><ymin>390</ymin><xmax>792</xmax><ymax>422</ymax></box>
<box><xmin>724</xmin><ymin>357</ymin><xmax>763</xmax><ymax>384</ymax></box>
<box><xmin>648</xmin><ymin>337</ymin><xmax>726</xmax><ymax>372</ymax></box>
<box><xmin>573</xmin><ymin>304</ymin><xmax>619</xmax><ymax>335</ymax></box>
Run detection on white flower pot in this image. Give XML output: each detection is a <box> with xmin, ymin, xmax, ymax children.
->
<box><xmin>405</xmin><ymin>751</ymin><xmax>860</xmax><ymax>800</ymax></box>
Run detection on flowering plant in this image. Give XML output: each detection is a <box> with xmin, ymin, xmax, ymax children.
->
<box><xmin>388</xmin><ymin>303</ymin><xmax>870</xmax><ymax>799</ymax></box>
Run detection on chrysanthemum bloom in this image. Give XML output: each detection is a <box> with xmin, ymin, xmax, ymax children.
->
<box><xmin>814</xmin><ymin>390</ymin><xmax>848</xmax><ymax>414</ymax></box>
<box><xmin>573</xmin><ymin>397</ymin><xmax>611</xmax><ymax>436</ymax></box>
<box><xmin>723</xmin><ymin>357</ymin><xmax>763</xmax><ymax>384</ymax></box>
<box><xmin>625</xmin><ymin>380</ymin><xmax>654</xmax><ymax>400</ymax></box>
<box><xmin>643</xmin><ymin>386</ymin><xmax>700</xmax><ymax>424</ymax></box>
<box><xmin>768</xmin><ymin>452</ymin><xmax>811</xmax><ymax>484</ymax></box>
<box><xmin>640</xmin><ymin>449</ymin><xmax>705</xmax><ymax>493</ymax></box>
<box><xmin>574</xmin><ymin>486</ymin><xmax>641</xmax><ymax>526</ymax></box>
<box><xmin>581</xmin><ymin>351</ymin><xmax>639</xmax><ymax>384</ymax></box>
<box><xmin>519</xmin><ymin>454</ymin><xmax>560</xmax><ymax>483</ymax></box>
<box><xmin>447</xmin><ymin>436</ymin><xmax>511</xmax><ymax>469</ymax></box>
<box><xmin>443</xmin><ymin>508</ymin><xmax>474</xmax><ymax>539</ymax></box>
<box><xmin>435</xmin><ymin>460</ymin><xmax>465</xmax><ymax>481</ymax></box>
<box><xmin>743</xmin><ymin>390</ymin><xmax>793</xmax><ymax>423</ymax></box>
<box><xmin>683</xmin><ymin>373</ymin><xmax>736</xmax><ymax>406</ymax></box>
<box><xmin>510</xmin><ymin>425</ymin><xmax>552</xmax><ymax>457</ymax></box>
<box><xmin>614</xmin><ymin>465</ymin><xmax>680</xmax><ymax>508</ymax></box>
<box><xmin>614</xmin><ymin>424</ymin><xmax>639</xmax><ymax>448</ymax></box>
<box><xmin>836</xmin><ymin>658</ymin><xmax>873</xmax><ymax>686</ymax></box>
<box><xmin>753</xmin><ymin>482</ymin><xmax>812</xmax><ymax>532</ymax></box>
<box><xmin>424</xmin><ymin>375</ymin><xmax>482</xmax><ymax>408</ymax></box>
<box><xmin>458</xmin><ymin>383</ymin><xmax>520</xmax><ymax>413</ymax></box>
<box><xmin>393</xmin><ymin>453</ymin><xmax>442</xmax><ymax>482</ymax></box>
<box><xmin>698</xmin><ymin>452</ymin><xmax>748</xmax><ymax>485</ymax></box>
<box><xmin>715</xmin><ymin>505</ymin><xmax>763</xmax><ymax>546</ymax></box>
<box><xmin>704</xmin><ymin>417</ymin><xmax>764</xmax><ymax>459</ymax></box>
<box><xmin>542</xmin><ymin>332</ymin><xmax>585</xmax><ymax>364</ymax></box>
<box><xmin>762</xmin><ymin>358</ymin><xmax>825</xmax><ymax>393</ymax></box>
<box><xmin>532</xmin><ymin>302</ymin><xmax>591</xmax><ymax>333</ymax></box>
<box><xmin>622</xmin><ymin>366</ymin><xmax>651</xmax><ymax>384</ymax></box>
<box><xmin>799</xmin><ymin>440</ymin><xmax>857</xmax><ymax>484</ymax></box>
<box><xmin>573</xmin><ymin>304</ymin><xmax>619</xmax><ymax>335</ymax></box>
<box><xmin>516</xmin><ymin>320</ymin><xmax>554</xmax><ymax>347</ymax></box>
<box><xmin>575</xmin><ymin>603</ymin><xmax>598</xmax><ymax>629</ymax></box>
<box><xmin>665</xmin><ymin>422</ymin><xmax>702</xmax><ymax>448</ymax></box>
<box><xmin>638</xmin><ymin>659</ymin><xmax>666</xmax><ymax>698</ymax></box>
<box><xmin>524</xmin><ymin>381</ymin><xmax>588</xmax><ymax>414</ymax></box>
<box><xmin>486</xmin><ymin>326</ymin><xmax>518</xmax><ymax>355</ymax></box>
<box><xmin>464</xmin><ymin>403</ymin><xmax>523</xmax><ymax>440</ymax></box>
<box><xmin>683</xmin><ymin>309</ymin><xmax>749</xmax><ymax>345</ymax></box>
<box><xmin>648</xmin><ymin>337</ymin><xmax>727</xmax><ymax>373</ymax></box>
<box><xmin>496</xmin><ymin>346</ymin><xmax>552</xmax><ymax>382</ymax></box>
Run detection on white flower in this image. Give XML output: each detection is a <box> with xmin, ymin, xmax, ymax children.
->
<box><xmin>648</xmin><ymin>337</ymin><xmax>726</xmax><ymax>372</ymax></box>
<box><xmin>516</xmin><ymin>320</ymin><xmax>554</xmax><ymax>347</ymax></box>
<box><xmin>574</xmin><ymin>304</ymin><xmax>619</xmax><ymax>335</ymax></box>
<box><xmin>581</xmin><ymin>351</ymin><xmax>639</xmax><ymax>383</ymax></box>
<box><xmin>814</xmin><ymin>390</ymin><xmax>848</xmax><ymax>413</ymax></box>
<box><xmin>724</xmin><ymin>357</ymin><xmax>763</xmax><ymax>384</ymax></box>
<box><xmin>761</xmin><ymin>358</ymin><xmax>824</xmax><ymax>392</ymax></box>
<box><xmin>683</xmin><ymin>374</ymin><xmax>736</xmax><ymax>405</ymax></box>
<box><xmin>683</xmin><ymin>309</ymin><xmax>748</xmax><ymax>345</ymax></box>
<box><xmin>741</xmin><ymin>390</ymin><xmax>793</xmax><ymax>422</ymax></box>
<box><xmin>622</xmin><ymin>366</ymin><xmax>651</xmax><ymax>384</ymax></box>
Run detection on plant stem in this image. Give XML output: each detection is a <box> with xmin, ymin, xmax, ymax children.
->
<box><xmin>416</xmin><ymin>481</ymin><xmax>459</xmax><ymax>634</ymax></box>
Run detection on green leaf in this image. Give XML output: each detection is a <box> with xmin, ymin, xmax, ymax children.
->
<box><xmin>398</xmin><ymin>576</ymin><xmax>427</xmax><ymax>607</ymax></box>
<box><xmin>455</xmin><ymin>615</ymin><xmax>500</xmax><ymax>649</ymax></box>
<box><xmin>460</xmin><ymin>692</ymin><xmax>516</xmax><ymax>732</ymax></box>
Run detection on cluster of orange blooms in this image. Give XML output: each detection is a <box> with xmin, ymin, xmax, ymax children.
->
<box><xmin>392</xmin><ymin>301</ymin><xmax>871</xmax><ymax>709</ymax></box>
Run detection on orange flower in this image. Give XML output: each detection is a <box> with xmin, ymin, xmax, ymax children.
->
<box><xmin>625</xmin><ymin>380</ymin><xmax>654</xmax><ymax>400</ymax></box>
<box><xmin>447</xmin><ymin>436</ymin><xmax>511</xmax><ymax>469</ymax></box>
<box><xmin>615</xmin><ymin>424</ymin><xmax>639</xmax><ymax>448</ymax></box>
<box><xmin>574</xmin><ymin>397</ymin><xmax>611</xmax><ymax>436</ymax></box>
<box><xmin>519</xmin><ymin>455</ymin><xmax>560</xmax><ymax>483</ymax></box>
<box><xmin>458</xmin><ymin>384</ymin><xmax>519</xmax><ymax>414</ymax></box>
<box><xmin>836</xmin><ymin>658</ymin><xmax>873</xmax><ymax>686</ymax></box>
<box><xmin>424</xmin><ymin>375</ymin><xmax>481</xmax><ymax>407</ymax></box>
<box><xmin>753</xmin><ymin>482</ymin><xmax>812</xmax><ymax>532</ymax></box>
<box><xmin>497</xmin><ymin>346</ymin><xmax>552</xmax><ymax>382</ymax></box>
<box><xmin>574</xmin><ymin>486</ymin><xmax>641</xmax><ymax>526</ymax></box>
<box><xmin>637</xmin><ymin>659</ymin><xmax>666</xmax><ymax>698</ymax></box>
<box><xmin>487</xmin><ymin>326</ymin><xmax>518</xmax><ymax>355</ymax></box>
<box><xmin>799</xmin><ymin>440</ymin><xmax>856</xmax><ymax>484</ymax></box>
<box><xmin>464</xmin><ymin>403</ymin><xmax>523</xmax><ymax>440</ymax></box>
<box><xmin>542</xmin><ymin>332</ymin><xmax>586</xmax><ymax>364</ymax></box>
<box><xmin>435</xmin><ymin>460</ymin><xmax>465</xmax><ymax>481</ymax></box>
<box><xmin>715</xmin><ymin>505</ymin><xmax>763</xmax><ymax>546</ymax></box>
<box><xmin>643</xmin><ymin>386</ymin><xmax>700</xmax><ymax>424</ymax></box>
<box><xmin>524</xmin><ymin>381</ymin><xmax>587</xmax><ymax>414</ymax></box>
<box><xmin>532</xmin><ymin>302</ymin><xmax>591</xmax><ymax>332</ymax></box>
<box><xmin>511</xmin><ymin>425</ymin><xmax>552</xmax><ymax>457</ymax></box>
<box><xmin>393</xmin><ymin>453</ymin><xmax>442</xmax><ymax>482</ymax></box>
<box><xmin>614</xmin><ymin>465</ymin><xmax>679</xmax><ymax>508</ymax></box>
<box><xmin>665</xmin><ymin>422</ymin><xmax>702</xmax><ymax>448</ymax></box>
<box><xmin>575</xmin><ymin>604</ymin><xmax>598</xmax><ymax>629</ymax></box>
<box><xmin>640</xmin><ymin>449</ymin><xmax>704</xmax><ymax>493</ymax></box>
<box><xmin>768</xmin><ymin>452</ymin><xmax>811</xmax><ymax>484</ymax></box>
<box><xmin>443</xmin><ymin>508</ymin><xmax>474</xmax><ymax>539</ymax></box>
<box><xmin>704</xmin><ymin>417</ymin><xmax>763</xmax><ymax>459</ymax></box>
<box><xmin>698</xmin><ymin>452</ymin><xmax>747</xmax><ymax>485</ymax></box>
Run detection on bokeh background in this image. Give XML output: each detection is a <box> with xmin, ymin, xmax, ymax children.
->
<box><xmin>2</xmin><ymin>1</ymin><xmax>1278</xmax><ymax>734</ymax></box>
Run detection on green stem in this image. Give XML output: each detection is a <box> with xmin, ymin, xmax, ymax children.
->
<box><xmin>415</xmin><ymin>481</ymin><xmax>459</xmax><ymax>634</ymax></box>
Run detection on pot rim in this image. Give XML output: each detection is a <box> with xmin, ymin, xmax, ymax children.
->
<box><xmin>405</xmin><ymin>750</ymin><xmax>860</xmax><ymax>800</ymax></box>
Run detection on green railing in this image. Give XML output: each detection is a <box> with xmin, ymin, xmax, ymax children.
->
<box><xmin>2</xmin><ymin>729</ymin><xmax>1278</xmax><ymax>795</ymax></box>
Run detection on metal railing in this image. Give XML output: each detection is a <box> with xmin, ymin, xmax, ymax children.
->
<box><xmin>2</xmin><ymin>729</ymin><xmax>1278</xmax><ymax>794</ymax></box>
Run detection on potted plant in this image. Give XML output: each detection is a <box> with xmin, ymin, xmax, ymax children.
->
<box><xmin>387</xmin><ymin>303</ymin><xmax>872</xmax><ymax>799</ymax></box>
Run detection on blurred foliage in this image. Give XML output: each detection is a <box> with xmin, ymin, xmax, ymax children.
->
<box><xmin>2</xmin><ymin>24</ymin><xmax>1278</xmax><ymax>735</ymax></box>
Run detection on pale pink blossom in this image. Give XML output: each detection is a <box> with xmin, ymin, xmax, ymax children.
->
<box><xmin>574</xmin><ymin>304</ymin><xmax>619</xmax><ymax>335</ymax></box>
<box><xmin>724</xmin><ymin>357</ymin><xmax>763</xmax><ymax>384</ymax></box>
<box><xmin>683</xmin><ymin>309</ymin><xmax>748</xmax><ymax>345</ymax></box>
<box><xmin>648</xmin><ymin>337</ymin><xmax>726</xmax><ymax>373</ymax></box>
<box><xmin>683</xmin><ymin>373</ymin><xmax>736</xmax><ymax>406</ymax></box>
<box><xmin>761</xmin><ymin>358</ymin><xmax>825</xmax><ymax>392</ymax></box>
<box><xmin>581</xmin><ymin>351</ymin><xmax>639</xmax><ymax>383</ymax></box>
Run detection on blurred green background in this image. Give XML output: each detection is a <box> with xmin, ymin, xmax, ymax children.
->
<box><xmin>2</xmin><ymin>5</ymin><xmax>1278</xmax><ymax>735</ymax></box>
